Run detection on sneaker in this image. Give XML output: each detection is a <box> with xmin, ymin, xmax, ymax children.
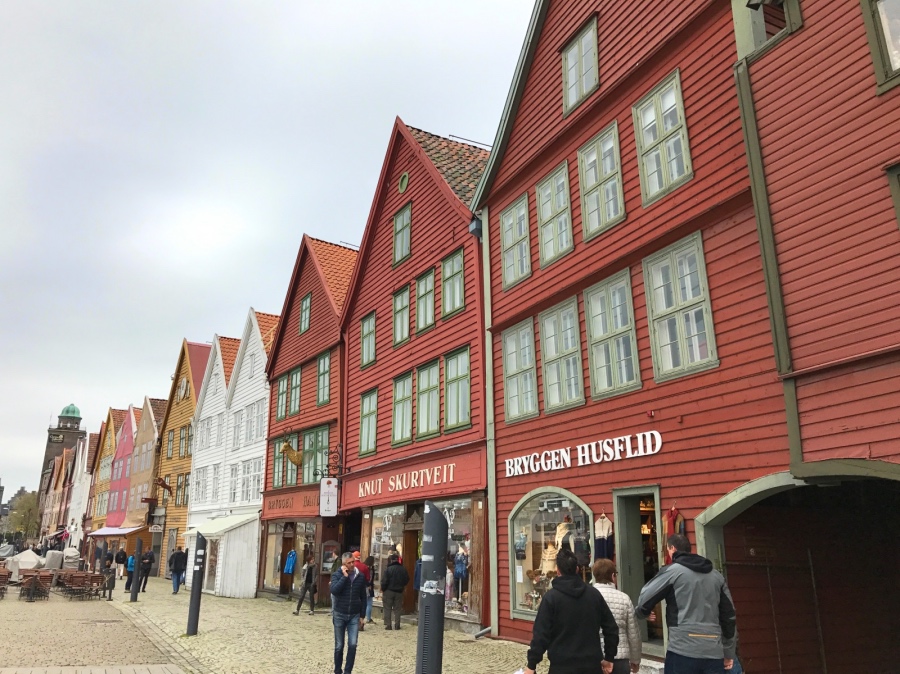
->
<box><xmin>292</xmin><ymin>610</ymin><xmax>299</xmax><ymax>616</ymax></box>
<box><xmin>366</xmin><ymin>619</ymin><xmax>375</xmax><ymax>624</ymax></box>
<box><xmin>308</xmin><ymin>611</ymin><xmax>315</xmax><ymax>615</ymax></box>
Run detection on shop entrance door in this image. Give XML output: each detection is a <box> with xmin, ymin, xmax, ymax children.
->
<box><xmin>165</xmin><ymin>529</ymin><xmax>178</xmax><ymax>579</ymax></box>
<box><xmin>402</xmin><ymin>529</ymin><xmax>422</xmax><ymax>613</ymax></box>
<box><xmin>150</xmin><ymin>532</ymin><xmax>163</xmax><ymax>577</ymax></box>
<box><xmin>613</xmin><ymin>485</ymin><xmax>664</xmax><ymax>655</ymax></box>
<box><xmin>279</xmin><ymin>530</ymin><xmax>295</xmax><ymax>595</ymax></box>
<box><xmin>204</xmin><ymin>538</ymin><xmax>219</xmax><ymax>593</ymax></box>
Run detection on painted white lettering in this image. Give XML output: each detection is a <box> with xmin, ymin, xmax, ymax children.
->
<box><xmin>647</xmin><ymin>430</ymin><xmax>663</xmax><ymax>454</ymax></box>
<box><xmin>624</xmin><ymin>435</ymin><xmax>634</xmax><ymax>458</ymax></box>
<box><xmin>576</xmin><ymin>443</ymin><xmax>592</xmax><ymax>466</ymax></box>
<box><xmin>613</xmin><ymin>437</ymin><xmax>624</xmax><ymax>460</ymax></box>
<box><xmin>558</xmin><ymin>448</ymin><xmax>571</xmax><ymax>470</ymax></box>
<box><xmin>602</xmin><ymin>438</ymin><xmax>614</xmax><ymax>461</ymax></box>
<box><xmin>529</xmin><ymin>453</ymin><xmax>540</xmax><ymax>474</ymax></box>
<box><xmin>388</xmin><ymin>476</ymin><xmax>396</xmax><ymax>492</ymax></box>
<box><xmin>411</xmin><ymin>471</ymin><xmax>419</xmax><ymax>488</ymax></box>
<box><xmin>540</xmin><ymin>451</ymin><xmax>553</xmax><ymax>472</ymax></box>
<box><xmin>448</xmin><ymin>463</ymin><xmax>455</xmax><ymax>482</ymax></box>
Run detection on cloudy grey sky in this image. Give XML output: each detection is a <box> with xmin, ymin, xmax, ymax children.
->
<box><xmin>0</xmin><ymin>1</ymin><xmax>531</xmax><ymax>495</ymax></box>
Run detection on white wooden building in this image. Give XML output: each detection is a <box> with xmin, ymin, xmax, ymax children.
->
<box><xmin>185</xmin><ymin>309</ymin><xmax>278</xmax><ymax>598</ymax></box>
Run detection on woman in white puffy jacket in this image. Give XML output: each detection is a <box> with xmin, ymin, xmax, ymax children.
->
<box><xmin>592</xmin><ymin>559</ymin><xmax>642</xmax><ymax>674</ymax></box>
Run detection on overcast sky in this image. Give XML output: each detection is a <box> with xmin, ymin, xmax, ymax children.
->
<box><xmin>0</xmin><ymin>1</ymin><xmax>531</xmax><ymax>495</ymax></box>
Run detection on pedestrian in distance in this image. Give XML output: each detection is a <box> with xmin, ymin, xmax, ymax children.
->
<box><xmin>124</xmin><ymin>553</ymin><xmax>136</xmax><ymax>591</ymax></box>
<box><xmin>139</xmin><ymin>548</ymin><xmax>155</xmax><ymax>592</ymax></box>
<box><xmin>635</xmin><ymin>534</ymin><xmax>737</xmax><ymax>674</ymax></box>
<box><xmin>351</xmin><ymin>552</ymin><xmax>370</xmax><ymax>630</ymax></box>
<box><xmin>101</xmin><ymin>554</ymin><xmax>116</xmax><ymax>600</ymax></box>
<box><xmin>169</xmin><ymin>546</ymin><xmax>187</xmax><ymax>594</ymax></box>
<box><xmin>330</xmin><ymin>552</ymin><xmax>367</xmax><ymax>674</ymax></box>
<box><xmin>523</xmin><ymin>547</ymin><xmax>619</xmax><ymax>674</ymax></box>
<box><xmin>379</xmin><ymin>553</ymin><xmax>409</xmax><ymax>631</ymax></box>
<box><xmin>591</xmin><ymin>559</ymin><xmax>642</xmax><ymax>674</ymax></box>
<box><xmin>363</xmin><ymin>555</ymin><xmax>376</xmax><ymax>625</ymax></box>
<box><xmin>293</xmin><ymin>553</ymin><xmax>319</xmax><ymax>616</ymax></box>
<box><xmin>115</xmin><ymin>547</ymin><xmax>127</xmax><ymax>580</ymax></box>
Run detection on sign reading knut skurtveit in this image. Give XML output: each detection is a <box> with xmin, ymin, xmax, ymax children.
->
<box><xmin>503</xmin><ymin>430</ymin><xmax>663</xmax><ymax>478</ymax></box>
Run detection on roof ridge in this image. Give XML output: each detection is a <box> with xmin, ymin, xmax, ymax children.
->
<box><xmin>254</xmin><ymin>310</ymin><xmax>281</xmax><ymax>318</ymax></box>
<box><xmin>405</xmin><ymin>125</ymin><xmax>490</xmax><ymax>153</ymax></box>
<box><xmin>308</xmin><ymin>236</ymin><xmax>358</xmax><ymax>251</ymax></box>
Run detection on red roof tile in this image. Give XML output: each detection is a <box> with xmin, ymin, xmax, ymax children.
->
<box><xmin>307</xmin><ymin>238</ymin><xmax>358</xmax><ymax>314</ymax></box>
<box><xmin>132</xmin><ymin>407</ymin><xmax>142</xmax><ymax>427</ymax></box>
<box><xmin>219</xmin><ymin>336</ymin><xmax>241</xmax><ymax>387</ymax></box>
<box><xmin>87</xmin><ymin>431</ymin><xmax>101</xmax><ymax>472</ymax></box>
<box><xmin>186</xmin><ymin>341</ymin><xmax>212</xmax><ymax>403</ymax></box>
<box><xmin>255</xmin><ymin>312</ymin><xmax>280</xmax><ymax>356</ymax></box>
<box><xmin>149</xmin><ymin>398</ymin><xmax>168</xmax><ymax>430</ymax></box>
<box><xmin>405</xmin><ymin>126</ymin><xmax>490</xmax><ymax>204</ymax></box>
<box><xmin>110</xmin><ymin>409</ymin><xmax>127</xmax><ymax>434</ymax></box>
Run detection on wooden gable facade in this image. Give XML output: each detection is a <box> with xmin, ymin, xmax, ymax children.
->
<box><xmin>339</xmin><ymin>119</ymin><xmax>491</xmax><ymax>625</ymax></box>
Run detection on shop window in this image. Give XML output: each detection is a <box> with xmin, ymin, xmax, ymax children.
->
<box><xmin>578</xmin><ymin>122</ymin><xmax>625</xmax><ymax>239</ymax></box>
<box><xmin>434</xmin><ymin>497</ymin><xmax>474</xmax><ymax>616</ymax></box>
<box><xmin>370</xmin><ymin>505</ymin><xmax>406</xmax><ymax>601</ymax></box>
<box><xmin>539</xmin><ymin>298</ymin><xmax>584</xmax><ymax>411</ymax></box>
<box><xmin>500</xmin><ymin>194</ymin><xmax>532</xmax><ymax>289</ymax></box>
<box><xmin>509</xmin><ymin>489</ymin><xmax>594</xmax><ymax>619</ymax></box>
<box><xmin>263</xmin><ymin>522</ymin><xmax>284</xmax><ymax>591</ymax></box>
<box><xmin>502</xmin><ymin>319</ymin><xmax>538</xmax><ymax>422</ymax></box>
<box><xmin>584</xmin><ymin>271</ymin><xmax>641</xmax><ymax>398</ymax></box>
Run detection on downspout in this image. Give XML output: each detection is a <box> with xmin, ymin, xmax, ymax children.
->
<box><xmin>479</xmin><ymin>206</ymin><xmax>499</xmax><ymax>637</ymax></box>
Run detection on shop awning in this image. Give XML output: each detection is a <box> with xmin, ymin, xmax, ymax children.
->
<box><xmin>87</xmin><ymin>526</ymin><xmax>144</xmax><ymax>537</ymax></box>
<box><xmin>182</xmin><ymin>513</ymin><xmax>258</xmax><ymax>539</ymax></box>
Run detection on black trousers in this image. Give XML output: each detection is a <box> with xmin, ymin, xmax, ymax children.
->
<box><xmin>124</xmin><ymin>570</ymin><xmax>133</xmax><ymax>590</ymax></box>
<box><xmin>295</xmin><ymin>582</ymin><xmax>316</xmax><ymax>612</ymax></box>
<box><xmin>140</xmin><ymin>567</ymin><xmax>151</xmax><ymax>591</ymax></box>
<box><xmin>382</xmin><ymin>589</ymin><xmax>403</xmax><ymax>629</ymax></box>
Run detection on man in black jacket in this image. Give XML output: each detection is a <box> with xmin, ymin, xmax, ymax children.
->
<box><xmin>114</xmin><ymin>547</ymin><xmax>127</xmax><ymax>580</ymax></box>
<box><xmin>169</xmin><ymin>547</ymin><xmax>187</xmax><ymax>594</ymax></box>
<box><xmin>379</xmin><ymin>554</ymin><xmax>410</xmax><ymax>630</ymax></box>
<box><xmin>139</xmin><ymin>549</ymin><xmax>155</xmax><ymax>592</ymax></box>
<box><xmin>331</xmin><ymin>552</ymin><xmax>368</xmax><ymax>674</ymax></box>
<box><xmin>525</xmin><ymin>548</ymin><xmax>618</xmax><ymax>674</ymax></box>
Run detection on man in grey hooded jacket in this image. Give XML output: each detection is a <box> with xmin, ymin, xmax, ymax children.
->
<box><xmin>635</xmin><ymin>534</ymin><xmax>736</xmax><ymax>673</ymax></box>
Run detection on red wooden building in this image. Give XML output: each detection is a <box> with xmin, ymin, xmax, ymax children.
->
<box><xmin>727</xmin><ymin>0</ymin><xmax>900</xmax><ymax>670</ymax></box>
<box><xmin>261</xmin><ymin>235</ymin><xmax>357</xmax><ymax>600</ymax></box>
<box><xmin>339</xmin><ymin>119</ymin><xmax>490</xmax><ymax>630</ymax></box>
<box><xmin>470</xmin><ymin>0</ymin><xmax>794</xmax><ymax>664</ymax></box>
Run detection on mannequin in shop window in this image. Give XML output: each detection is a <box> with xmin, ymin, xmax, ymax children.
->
<box><xmin>541</xmin><ymin>541</ymin><xmax>558</xmax><ymax>575</ymax></box>
<box><xmin>556</xmin><ymin>515</ymin><xmax>574</xmax><ymax>553</ymax></box>
<box><xmin>452</xmin><ymin>543</ymin><xmax>470</xmax><ymax>613</ymax></box>
<box><xmin>595</xmin><ymin>509</ymin><xmax>614</xmax><ymax>561</ymax></box>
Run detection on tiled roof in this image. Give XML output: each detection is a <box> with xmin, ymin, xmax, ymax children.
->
<box><xmin>87</xmin><ymin>431</ymin><xmax>101</xmax><ymax>472</ymax></box>
<box><xmin>132</xmin><ymin>407</ymin><xmax>142</xmax><ymax>427</ymax></box>
<box><xmin>149</xmin><ymin>398</ymin><xmax>168</xmax><ymax>431</ymax></box>
<box><xmin>406</xmin><ymin>126</ymin><xmax>490</xmax><ymax>205</ymax></box>
<box><xmin>110</xmin><ymin>409</ymin><xmax>127</xmax><ymax>434</ymax></box>
<box><xmin>307</xmin><ymin>237</ymin><xmax>358</xmax><ymax>314</ymax></box>
<box><xmin>186</xmin><ymin>341</ymin><xmax>212</xmax><ymax>403</ymax></box>
<box><xmin>219</xmin><ymin>336</ymin><xmax>241</xmax><ymax>387</ymax></box>
<box><xmin>255</xmin><ymin>312</ymin><xmax>280</xmax><ymax>355</ymax></box>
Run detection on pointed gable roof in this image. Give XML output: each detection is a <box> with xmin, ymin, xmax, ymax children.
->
<box><xmin>186</xmin><ymin>341</ymin><xmax>213</xmax><ymax>403</ymax></box>
<box><xmin>219</xmin><ymin>336</ymin><xmax>241</xmax><ymax>386</ymax></box>
<box><xmin>132</xmin><ymin>407</ymin><xmax>142</xmax><ymax>428</ymax></box>
<box><xmin>149</xmin><ymin>398</ymin><xmax>168</xmax><ymax>431</ymax></box>
<box><xmin>405</xmin><ymin>126</ymin><xmax>489</xmax><ymax>204</ymax></box>
<box><xmin>255</xmin><ymin>311</ymin><xmax>280</xmax><ymax>356</ymax></box>
<box><xmin>87</xmin><ymin>431</ymin><xmax>101</xmax><ymax>473</ymax></box>
<box><xmin>307</xmin><ymin>237</ymin><xmax>358</xmax><ymax>315</ymax></box>
<box><xmin>110</xmin><ymin>409</ymin><xmax>127</xmax><ymax>436</ymax></box>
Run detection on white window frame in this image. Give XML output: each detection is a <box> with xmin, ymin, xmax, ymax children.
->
<box><xmin>241</xmin><ymin>460</ymin><xmax>252</xmax><ymax>503</ymax></box>
<box><xmin>252</xmin><ymin>457</ymin><xmax>263</xmax><ymax>500</ymax></box>
<box><xmin>643</xmin><ymin>232</ymin><xmax>718</xmax><ymax>381</ymax></box>
<box><xmin>229</xmin><ymin>465</ymin><xmax>239</xmax><ymax>504</ymax></box>
<box><xmin>441</xmin><ymin>249</ymin><xmax>465</xmax><ymax>316</ymax></box>
<box><xmin>256</xmin><ymin>398</ymin><xmax>266</xmax><ymax>440</ymax></box>
<box><xmin>416</xmin><ymin>270</ymin><xmax>435</xmax><ymax>332</ymax></box>
<box><xmin>392</xmin><ymin>373</ymin><xmax>413</xmax><ymax>445</ymax></box>
<box><xmin>444</xmin><ymin>347</ymin><xmax>471</xmax><ymax>430</ymax></box>
<box><xmin>245</xmin><ymin>403</ymin><xmax>256</xmax><ymax>443</ymax></box>
<box><xmin>417</xmin><ymin>361</ymin><xmax>440</xmax><ymax>438</ymax></box>
<box><xmin>317</xmin><ymin>352</ymin><xmax>331</xmax><ymax>405</ymax></box>
<box><xmin>211</xmin><ymin>463</ymin><xmax>220</xmax><ymax>502</ymax></box>
<box><xmin>393</xmin><ymin>203</ymin><xmax>411</xmax><ymax>264</ymax></box>
<box><xmin>536</xmin><ymin>162</ymin><xmax>574</xmax><ymax>267</ymax></box>
<box><xmin>216</xmin><ymin>413</ymin><xmax>224</xmax><ymax>446</ymax></box>
<box><xmin>632</xmin><ymin>70</ymin><xmax>693</xmax><ymax>206</ymax></box>
<box><xmin>393</xmin><ymin>286</ymin><xmax>410</xmax><ymax>345</ymax></box>
<box><xmin>539</xmin><ymin>298</ymin><xmax>585</xmax><ymax>412</ymax></box>
<box><xmin>500</xmin><ymin>194</ymin><xmax>532</xmax><ymax>289</ymax></box>
<box><xmin>232</xmin><ymin>411</ymin><xmax>242</xmax><ymax>448</ymax></box>
<box><xmin>360</xmin><ymin>389</ymin><xmax>378</xmax><ymax>455</ymax></box>
<box><xmin>584</xmin><ymin>271</ymin><xmax>641</xmax><ymax>399</ymax></box>
<box><xmin>578</xmin><ymin>122</ymin><xmax>625</xmax><ymax>240</ymax></box>
<box><xmin>299</xmin><ymin>293</ymin><xmax>311</xmax><ymax>334</ymax></box>
<box><xmin>361</xmin><ymin>313</ymin><xmax>376</xmax><ymax>367</ymax></box>
<box><xmin>502</xmin><ymin>319</ymin><xmax>539</xmax><ymax>422</ymax></box>
<box><xmin>562</xmin><ymin>17</ymin><xmax>599</xmax><ymax>114</ymax></box>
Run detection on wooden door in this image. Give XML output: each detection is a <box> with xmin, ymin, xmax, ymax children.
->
<box><xmin>401</xmin><ymin>529</ymin><xmax>421</xmax><ymax>613</ymax></box>
<box><xmin>279</xmin><ymin>535</ymin><xmax>294</xmax><ymax>594</ymax></box>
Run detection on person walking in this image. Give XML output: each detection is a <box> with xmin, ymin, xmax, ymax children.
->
<box><xmin>331</xmin><ymin>552</ymin><xmax>367</xmax><ymax>674</ymax></box>
<box><xmin>363</xmin><ymin>555</ymin><xmax>376</xmax><ymax>625</ymax></box>
<box><xmin>379</xmin><ymin>553</ymin><xmax>409</xmax><ymax>631</ymax></box>
<box><xmin>635</xmin><ymin>534</ymin><xmax>737</xmax><ymax>674</ymax></box>
<box><xmin>351</xmin><ymin>552</ymin><xmax>370</xmax><ymax>630</ymax></box>
<box><xmin>139</xmin><ymin>548</ymin><xmax>155</xmax><ymax>592</ymax></box>
<box><xmin>523</xmin><ymin>548</ymin><xmax>619</xmax><ymax>674</ymax></box>
<box><xmin>168</xmin><ymin>547</ymin><xmax>187</xmax><ymax>594</ymax></box>
<box><xmin>124</xmin><ymin>552</ymin><xmax>136</xmax><ymax>591</ymax></box>
<box><xmin>101</xmin><ymin>554</ymin><xmax>116</xmax><ymax>600</ymax></box>
<box><xmin>591</xmin><ymin>559</ymin><xmax>642</xmax><ymax>674</ymax></box>
<box><xmin>115</xmin><ymin>547</ymin><xmax>127</xmax><ymax>580</ymax></box>
<box><xmin>293</xmin><ymin>554</ymin><xmax>319</xmax><ymax>615</ymax></box>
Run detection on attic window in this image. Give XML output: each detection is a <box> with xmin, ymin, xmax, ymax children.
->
<box><xmin>562</xmin><ymin>17</ymin><xmax>599</xmax><ymax>115</ymax></box>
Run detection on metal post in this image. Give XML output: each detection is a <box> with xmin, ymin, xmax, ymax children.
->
<box><xmin>416</xmin><ymin>500</ymin><xmax>448</xmax><ymax>674</ymax></box>
<box><xmin>100</xmin><ymin>541</ymin><xmax>108</xmax><ymax>572</ymax></box>
<box><xmin>186</xmin><ymin>533</ymin><xmax>206</xmax><ymax>636</ymax></box>
<box><xmin>130</xmin><ymin>538</ymin><xmax>143</xmax><ymax>603</ymax></box>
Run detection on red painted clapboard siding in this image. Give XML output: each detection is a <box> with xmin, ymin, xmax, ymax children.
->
<box><xmin>750</xmin><ymin>0</ymin><xmax>900</xmax><ymax>371</ymax></box>
<box><xmin>488</xmin><ymin>9</ymin><xmax>746</xmax><ymax>331</ymax></box>
<box><xmin>343</xmin><ymin>133</ymin><xmax>485</xmax><ymax>479</ymax></box>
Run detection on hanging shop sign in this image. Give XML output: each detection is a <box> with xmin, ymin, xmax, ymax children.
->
<box><xmin>320</xmin><ymin>478</ymin><xmax>339</xmax><ymax>517</ymax></box>
<box><xmin>503</xmin><ymin>430</ymin><xmax>663</xmax><ymax>478</ymax></box>
<box><xmin>149</xmin><ymin>525</ymin><xmax>163</xmax><ymax>533</ymax></box>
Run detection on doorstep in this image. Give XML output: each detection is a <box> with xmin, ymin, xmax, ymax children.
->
<box><xmin>394</xmin><ymin>610</ymin><xmax>482</xmax><ymax>636</ymax></box>
<box><xmin>637</xmin><ymin>658</ymin><xmax>665</xmax><ymax>674</ymax></box>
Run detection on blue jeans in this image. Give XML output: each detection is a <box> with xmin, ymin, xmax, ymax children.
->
<box><xmin>365</xmin><ymin>595</ymin><xmax>374</xmax><ymax>621</ymax></box>
<box><xmin>664</xmin><ymin>651</ymin><xmax>726</xmax><ymax>674</ymax></box>
<box><xmin>172</xmin><ymin>573</ymin><xmax>181</xmax><ymax>593</ymax></box>
<box><xmin>332</xmin><ymin>612</ymin><xmax>360</xmax><ymax>674</ymax></box>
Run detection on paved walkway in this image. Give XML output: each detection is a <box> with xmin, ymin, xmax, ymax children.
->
<box><xmin>0</xmin><ymin>668</ymin><xmax>184</xmax><ymax>674</ymax></box>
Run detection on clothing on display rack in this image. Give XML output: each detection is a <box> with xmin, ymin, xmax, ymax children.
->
<box><xmin>283</xmin><ymin>549</ymin><xmax>297</xmax><ymax>575</ymax></box>
<box><xmin>664</xmin><ymin>506</ymin><xmax>686</xmax><ymax>565</ymax></box>
<box><xmin>594</xmin><ymin>513</ymin><xmax>614</xmax><ymax>561</ymax></box>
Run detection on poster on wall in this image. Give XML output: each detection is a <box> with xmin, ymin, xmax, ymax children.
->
<box><xmin>320</xmin><ymin>478</ymin><xmax>338</xmax><ymax>517</ymax></box>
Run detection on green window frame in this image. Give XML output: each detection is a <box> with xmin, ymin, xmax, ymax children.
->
<box><xmin>167</xmin><ymin>430</ymin><xmax>174</xmax><ymax>459</ymax></box>
<box><xmin>861</xmin><ymin>0</ymin><xmax>900</xmax><ymax>93</ymax></box>
<box><xmin>273</xmin><ymin>440</ymin><xmax>283</xmax><ymax>488</ymax></box>
<box><xmin>276</xmin><ymin>376</ymin><xmax>288</xmax><ymax>420</ymax></box>
<box><xmin>887</xmin><ymin>164</ymin><xmax>900</xmax><ymax>229</ymax></box>
<box><xmin>562</xmin><ymin>16</ymin><xmax>599</xmax><ymax>115</ymax></box>
<box><xmin>317</xmin><ymin>352</ymin><xmax>331</xmax><ymax>405</ymax></box>
<box><xmin>416</xmin><ymin>361</ymin><xmax>440</xmax><ymax>438</ymax></box>
<box><xmin>285</xmin><ymin>434</ymin><xmax>299</xmax><ymax>486</ymax></box>
<box><xmin>361</xmin><ymin>313</ymin><xmax>376</xmax><ymax>367</ymax></box>
<box><xmin>299</xmin><ymin>293</ymin><xmax>311</xmax><ymax>334</ymax></box>
<box><xmin>302</xmin><ymin>426</ymin><xmax>329</xmax><ymax>484</ymax></box>
<box><xmin>393</xmin><ymin>286</ymin><xmax>410</xmax><ymax>345</ymax></box>
<box><xmin>289</xmin><ymin>369</ymin><xmax>301</xmax><ymax>415</ymax></box>
<box><xmin>179</xmin><ymin>427</ymin><xmax>186</xmax><ymax>457</ymax></box>
<box><xmin>584</xmin><ymin>271</ymin><xmax>641</xmax><ymax>399</ymax></box>
<box><xmin>444</xmin><ymin>347</ymin><xmax>471</xmax><ymax>430</ymax></box>
<box><xmin>502</xmin><ymin>319</ymin><xmax>538</xmax><ymax>422</ymax></box>
<box><xmin>578</xmin><ymin>122</ymin><xmax>625</xmax><ymax>240</ymax></box>
<box><xmin>393</xmin><ymin>203</ymin><xmax>411</xmax><ymax>265</ymax></box>
<box><xmin>392</xmin><ymin>373</ymin><xmax>413</xmax><ymax>445</ymax></box>
<box><xmin>633</xmin><ymin>70</ymin><xmax>693</xmax><ymax>206</ymax></box>
<box><xmin>360</xmin><ymin>390</ymin><xmax>378</xmax><ymax>455</ymax></box>
<box><xmin>642</xmin><ymin>232</ymin><xmax>719</xmax><ymax>381</ymax></box>
<box><xmin>183</xmin><ymin>473</ymin><xmax>190</xmax><ymax>506</ymax></box>
<box><xmin>416</xmin><ymin>270</ymin><xmax>435</xmax><ymax>332</ymax></box>
<box><xmin>539</xmin><ymin>298</ymin><xmax>585</xmax><ymax>412</ymax></box>
<box><xmin>441</xmin><ymin>250</ymin><xmax>465</xmax><ymax>317</ymax></box>
<box><xmin>501</xmin><ymin>194</ymin><xmax>532</xmax><ymax>289</ymax></box>
<box><xmin>733</xmin><ymin>1</ymin><xmax>803</xmax><ymax>60</ymax></box>
<box><xmin>536</xmin><ymin>163</ymin><xmax>574</xmax><ymax>267</ymax></box>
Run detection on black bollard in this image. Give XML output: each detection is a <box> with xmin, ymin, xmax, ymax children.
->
<box><xmin>416</xmin><ymin>500</ymin><xmax>449</xmax><ymax>674</ymax></box>
<box><xmin>186</xmin><ymin>533</ymin><xmax>206</xmax><ymax>636</ymax></box>
<box><xmin>130</xmin><ymin>538</ymin><xmax>143</xmax><ymax>603</ymax></box>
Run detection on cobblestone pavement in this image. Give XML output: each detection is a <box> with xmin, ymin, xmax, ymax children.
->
<box><xmin>112</xmin><ymin>577</ymin><xmax>529</xmax><ymax>674</ymax></box>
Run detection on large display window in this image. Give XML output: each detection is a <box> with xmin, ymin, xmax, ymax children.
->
<box><xmin>433</xmin><ymin>497</ymin><xmax>473</xmax><ymax>616</ymax></box>
<box><xmin>370</xmin><ymin>505</ymin><xmax>405</xmax><ymax>600</ymax></box>
<box><xmin>508</xmin><ymin>488</ymin><xmax>593</xmax><ymax>619</ymax></box>
<box><xmin>263</xmin><ymin>522</ymin><xmax>284</xmax><ymax>591</ymax></box>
